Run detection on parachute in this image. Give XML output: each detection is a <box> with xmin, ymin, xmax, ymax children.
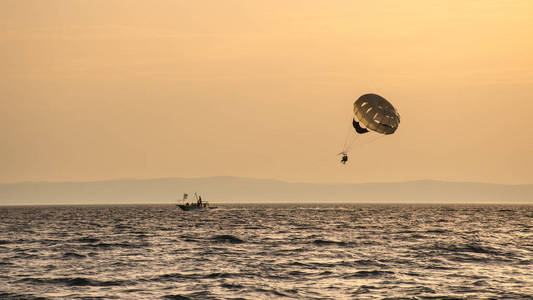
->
<box><xmin>340</xmin><ymin>93</ymin><xmax>400</xmax><ymax>162</ymax></box>
<box><xmin>353</xmin><ymin>93</ymin><xmax>400</xmax><ymax>135</ymax></box>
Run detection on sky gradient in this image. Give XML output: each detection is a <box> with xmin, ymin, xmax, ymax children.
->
<box><xmin>1</xmin><ymin>0</ymin><xmax>532</xmax><ymax>184</ymax></box>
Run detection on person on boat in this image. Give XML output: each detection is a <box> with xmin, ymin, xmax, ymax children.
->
<box><xmin>197</xmin><ymin>196</ymin><xmax>202</xmax><ymax>207</ymax></box>
<box><xmin>341</xmin><ymin>154</ymin><xmax>348</xmax><ymax>164</ymax></box>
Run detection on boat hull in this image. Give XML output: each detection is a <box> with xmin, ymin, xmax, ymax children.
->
<box><xmin>177</xmin><ymin>204</ymin><xmax>217</xmax><ymax>211</ymax></box>
<box><xmin>178</xmin><ymin>204</ymin><xmax>204</xmax><ymax>211</ymax></box>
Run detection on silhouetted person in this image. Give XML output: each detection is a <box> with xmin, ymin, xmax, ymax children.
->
<box><xmin>341</xmin><ymin>154</ymin><xmax>348</xmax><ymax>164</ymax></box>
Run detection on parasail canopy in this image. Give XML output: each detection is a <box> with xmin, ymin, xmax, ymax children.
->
<box><xmin>353</xmin><ymin>93</ymin><xmax>400</xmax><ymax>135</ymax></box>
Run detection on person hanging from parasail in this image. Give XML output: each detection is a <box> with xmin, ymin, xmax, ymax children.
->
<box><xmin>340</xmin><ymin>152</ymin><xmax>348</xmax><ymax>164</ymax></box>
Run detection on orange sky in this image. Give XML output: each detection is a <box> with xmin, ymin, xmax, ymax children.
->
<box><xmin>1</xmin><ymin>0</ymin><xmax>532</xmax><ymax>184</ymax></box>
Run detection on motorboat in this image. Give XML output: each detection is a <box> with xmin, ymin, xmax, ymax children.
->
<box><xmin>177</xmin><ymin>192</ymin><xmax>216</xmax><ymax>211</ymax></box>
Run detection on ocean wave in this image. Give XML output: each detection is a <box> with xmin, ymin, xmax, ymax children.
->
<box><xmin>352</xmin><ymin>259</ymin><xmax>387</xmax><ymax>268</ymax></box>
<box><xmin>352</xmin><ymin>285</ymin><xmax>379</xmax><ymax>295</ymax></box>
<box><xmin>425</xmin><ymin>229</ymin><xmax>450</xmax><ymax>234</ymax></box>
<box><xmin>153</xmin><ymin>272</ymin><xmax>242</xmax><ymax>282</ymax></box>
<box><xmin>210</xmin><ymin>235</ymin><xmax>244</xmax><ymax>244</ymax></box>
<box><xmin>433</xmin><ymin>242</ymin><xmax>509</xmax><ymax>259</ymax></box>
<box><xmin>252</xmin><ymin>287</ymin><xmax>292</xmax><ymax>298</ymax></box>
<box><xmin>0</xmin><ymin>292</ymin><xmax>49</xmax><ymax>300</ymax></box>
<box><xmin>219</xmin><ymin>282</ymin><xmax>245</xmax><ymax>290</ymax></box>
<box><xmin>73</xmin><ymin>237</ymin><xmax>101</xmax><ymax>243</ymax></box>
<box><xmin>16</xmin><ymin>277</ymin><xmax>130</xmax><ymax>287</ymax></box>
<box><xmin>83</xmin><ymin>241</ymin><xmax>150</xmax><ymax>249</ymax></box>
<box><xmin>62</xmin><ymin>252</ymin><xmax>86</xmax><ymax>259</ymax></box>
<box><xmin>162</xmin><ymin>295</ymin><xmax>192</xmax><ymax>300</ymax></box>
<box><xmin>344</xmin><ymin>270</ymin><xmax>395</xmax><ymax>279</ymax></box>
<box><xmin>11</xmin><ymin>251</ymin><xmax>39</xmax><ymax>260</ymax></box>
<box><xmin>311</xmin><ymin>239</ymin><xmax>350</xmax><ymax>246</ymax></box>
<box><xmin>162</xmin><ymin>291</ymin><xmax>217</xmax><ymax>300</ymax></box>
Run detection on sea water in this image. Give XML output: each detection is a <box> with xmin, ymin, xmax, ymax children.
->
<box><xmin>1</xmin><ymin>204</ymin><xmax>532</xmax><ymax>299</ymax></box>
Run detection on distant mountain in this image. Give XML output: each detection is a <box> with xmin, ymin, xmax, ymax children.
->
<box><xmin>0</xmin><ymin>177</ymin><xmax>531</xmax><ymax>205</ymax></box>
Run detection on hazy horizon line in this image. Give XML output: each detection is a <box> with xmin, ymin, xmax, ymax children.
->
<box><xmin>2</xmin><ymin>201</ymin><xmax>533</xmax><ymax>207</ymax></box>
<box><xmin>1</xmin><ymin>176</ymin><xmax>531</xmax><ymax>186</ymax></box>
